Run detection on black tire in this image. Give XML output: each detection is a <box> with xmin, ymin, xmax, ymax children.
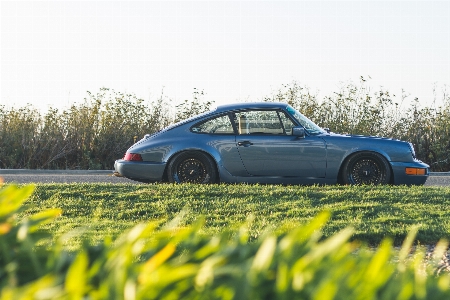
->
<box><xmin>342</xmin><ymin>152</ymin><xmax>391</xmax><ymax>185</ymax></box>
<box><xmin>167</xmin><ymin>151</ymin><xmax>218</xmax><ymax>184</ymax></box>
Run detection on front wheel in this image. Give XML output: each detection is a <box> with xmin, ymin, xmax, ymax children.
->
<box><xmin>167</xmin><ymin>151</ymin><xmax>218</xmax><ymax>184</ymax></box>
<box><xmin>342</xmin><ymin>152</ymin><xmax>391</xmax><ymax>185</ymax></box>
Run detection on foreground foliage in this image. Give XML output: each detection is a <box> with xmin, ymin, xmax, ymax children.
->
<box><xmin>2</xmin><ymin>183</ymin><xmax>450</xmax><ymax>299</ymax></box>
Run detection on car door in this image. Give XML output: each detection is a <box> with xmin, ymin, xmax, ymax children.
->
<box><xmin>190</xmin><ymin>113</ymin><xmax>248</xmax><ymax>176</ymax></box>
<box><xmin>234</xmin><ymin>110</ymin><xmax>327</xmax><ymax>178</ymax></box>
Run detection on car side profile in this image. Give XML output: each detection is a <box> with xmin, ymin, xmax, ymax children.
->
<box><xmin>114</xmin><ymin>102</ymin><xmax>429</xmax><ymax>185</ymax></box>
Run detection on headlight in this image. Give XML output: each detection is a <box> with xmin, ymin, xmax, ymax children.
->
<box><xmin>408</xmin><ymin>142</ymin><xmax>416</xmax><ymax>159</ymax></box>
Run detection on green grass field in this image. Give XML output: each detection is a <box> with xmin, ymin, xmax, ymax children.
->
<box><xmin>23</xmin><ymin>183</ymin><xmax>450</xmax><ymax>249</ymax></box>
<box><xmin>4</xmin><ymin>182</ymin><xmax>450</xmax><ymax>299</ymax></box>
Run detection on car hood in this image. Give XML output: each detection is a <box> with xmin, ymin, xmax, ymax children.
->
<box><xmin>325</xmin><ymin>132</ymin><xmax>400</xmax><ymax>141</ymax></box>
<box><xmin>319</xmin><ymin>131</ymin><xmax>417</xmax><ymax>162</ymax></box>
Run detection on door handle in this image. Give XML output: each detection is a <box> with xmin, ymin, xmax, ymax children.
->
<box><xmin>238</xmin><ymin>141</ymin><xmax>253</xmax><ymax>147</ymax></box>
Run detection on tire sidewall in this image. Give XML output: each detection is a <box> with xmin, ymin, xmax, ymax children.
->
<box><xmin>168</xmin><ymin>151</ymin><xmax>217</xmax><ymax>184</ymax></box>
<box><xmin>342</xmin><ymin>152</ymin><xmax>391</xmax><ymax>185</ymax></box>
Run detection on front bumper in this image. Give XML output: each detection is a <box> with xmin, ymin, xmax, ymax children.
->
<box><xmin>391</xmin><ymin>161</ymin><xmax>430</xmax><ymax>185</ymax></box>
<box><xmin>114</xmin><ymin>160</ymin><xmax>166</xmax><ymax>182</ymax></box>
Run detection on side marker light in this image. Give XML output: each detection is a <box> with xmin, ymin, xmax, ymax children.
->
<box><xmin>405</xmin><ymin>168</ymin><xmax>426</xmax><ymax>175</ymax></box>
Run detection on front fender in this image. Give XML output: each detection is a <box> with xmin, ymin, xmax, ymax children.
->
<box><xmin>323</xmin><ymin>134</ymin><xmax>414</xmax><ymax>179</ymax></box>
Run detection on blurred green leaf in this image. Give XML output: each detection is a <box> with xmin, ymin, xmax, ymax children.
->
<box><xmin>0</xmin><ymin>184</ymin><xmax>35</xmax><ymax>219</ymax></box>
<box><xmin>65</xmin><ymin>251</ymin><xmax>88</xmax><ymax>298</ymax></box>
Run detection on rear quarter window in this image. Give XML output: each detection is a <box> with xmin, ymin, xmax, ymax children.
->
<box><xmin>191</xmin><ymin>114</ymin><xmax>235</xmax><ymax>134</ymax></box>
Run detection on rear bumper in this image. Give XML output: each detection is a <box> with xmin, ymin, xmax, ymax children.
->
<box><xmin>114</xmin><ymin>160</ymin><xmax>166</xmax><ymax>182</ymax></box>
<box><xmin>391</xmin><ymin>161</ymin><xmax>430</xmax><ymax>185</ymax></box>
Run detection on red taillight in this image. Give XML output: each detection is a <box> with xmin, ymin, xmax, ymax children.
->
<box><xmin>123</xmin><ymin>153</ymin><xmax>143</xmax><ymax>161</ymax></box>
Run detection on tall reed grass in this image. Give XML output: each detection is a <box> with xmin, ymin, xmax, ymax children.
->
<box><xmin>265</xmin><ymin>79</ymin><xmax>450</xmax><ymax>171</ymax></box>
<box><xmin>1</xmin><ymin>80</ymin><xmax>449</xmax><ymax>171</ymax></box>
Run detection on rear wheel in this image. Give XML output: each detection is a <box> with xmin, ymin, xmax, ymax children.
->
<box><xmin>168</xmin><ymin>151</ymin><xmax>218</xmax><ymax>184</ymax></box>
<box><xmin>342</xmin><ymin>152</ymin><xmax>391</xmax><ymax>185</ymax></box>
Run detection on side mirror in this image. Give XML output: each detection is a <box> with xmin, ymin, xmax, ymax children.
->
<box><xmin>292</xmin><ymin>126</ymin><xmax>305</xmax><ymax>138</ymax></box>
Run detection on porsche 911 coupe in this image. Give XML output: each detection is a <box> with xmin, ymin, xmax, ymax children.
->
<box><xmin>114</xmin><ymin>102</ymin><xmax>429</xmax><ymax>185</ymax></box>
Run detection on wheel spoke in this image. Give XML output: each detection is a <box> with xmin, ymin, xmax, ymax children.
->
<box><xmin>177</xmin><ymin>158</ymin><xmax>207</xmax><ymax>183</ymax></box>
<box><xmin>350</xmin><ymin>158</ymin><xmax>383</xmax><ymax>184</ymax></box>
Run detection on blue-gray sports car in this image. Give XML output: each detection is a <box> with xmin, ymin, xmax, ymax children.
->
<box><xmin>114</xmin><ymin>102</ymin><xmax>429</xmax><ymax>185</ymax></box>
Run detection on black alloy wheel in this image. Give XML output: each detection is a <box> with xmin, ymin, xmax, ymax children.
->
<box><xmin>342</xmin><ymin>152</ymin><xmax>391</xmax><ymax>185</ymax></box>
<box><xmin>168</xmin><ymin>151</ymin><xmax>217</xmax><ymax>184</ymax></box>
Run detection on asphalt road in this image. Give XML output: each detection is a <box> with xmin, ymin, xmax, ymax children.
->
<box><xmin>0</xmin><ymin>170</ymin><xmax>139</xmax><ymax>184</ymax></box>
<box><xmin>1</xmin><ymin>170</ymin><xmax>449</xmax><ymax>186</ymax></box>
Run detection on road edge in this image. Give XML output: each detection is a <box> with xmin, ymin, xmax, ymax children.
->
<box><xmin>0</xmin><ymin>169</ymin><xmax>449</xmax><ymax>176</ymax></box>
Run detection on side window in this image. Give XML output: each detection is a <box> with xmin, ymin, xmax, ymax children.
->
<box><xmin>191</xmin><ymin>114</ymin><xmax>235</xmax><ymax>134</ymax></box>
<box><xmin>235</xmin><ymin>110</ymin><xmax>293</xmax><ymax>135</ymax></box>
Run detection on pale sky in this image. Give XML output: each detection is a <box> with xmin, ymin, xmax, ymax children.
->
<box><xmin>1</xmin><ymin>1</ymin><xmax>450</xmax><ymax>112</ymax></box>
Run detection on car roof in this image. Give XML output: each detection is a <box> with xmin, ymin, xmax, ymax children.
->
<box><xmin>214</xmin><ymin>102</ymin><xmax>287</xmax><ymax>113</ymax></box>
<box><xmin>158</xmin><ymin>102</ymin><xmax>289</xmax><ymax>134</ymax></box>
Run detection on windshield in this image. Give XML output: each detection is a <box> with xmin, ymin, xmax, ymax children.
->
<box><xmin>285</xmin><ymin>105</ymin><xmax>324</xmax><ymax>135</ymax></box>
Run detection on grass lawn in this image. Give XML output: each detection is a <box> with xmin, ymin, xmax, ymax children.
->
<box><xmin>21</xmin><ymin>183</ymin><xmax>450</xmax><ymax>249</ymax></box>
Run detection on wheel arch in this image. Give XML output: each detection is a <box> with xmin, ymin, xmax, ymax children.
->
<box><xmin>337</xmin><ymin>150</ymin><xmax>394</xmax><ymax>184</ymax></box>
